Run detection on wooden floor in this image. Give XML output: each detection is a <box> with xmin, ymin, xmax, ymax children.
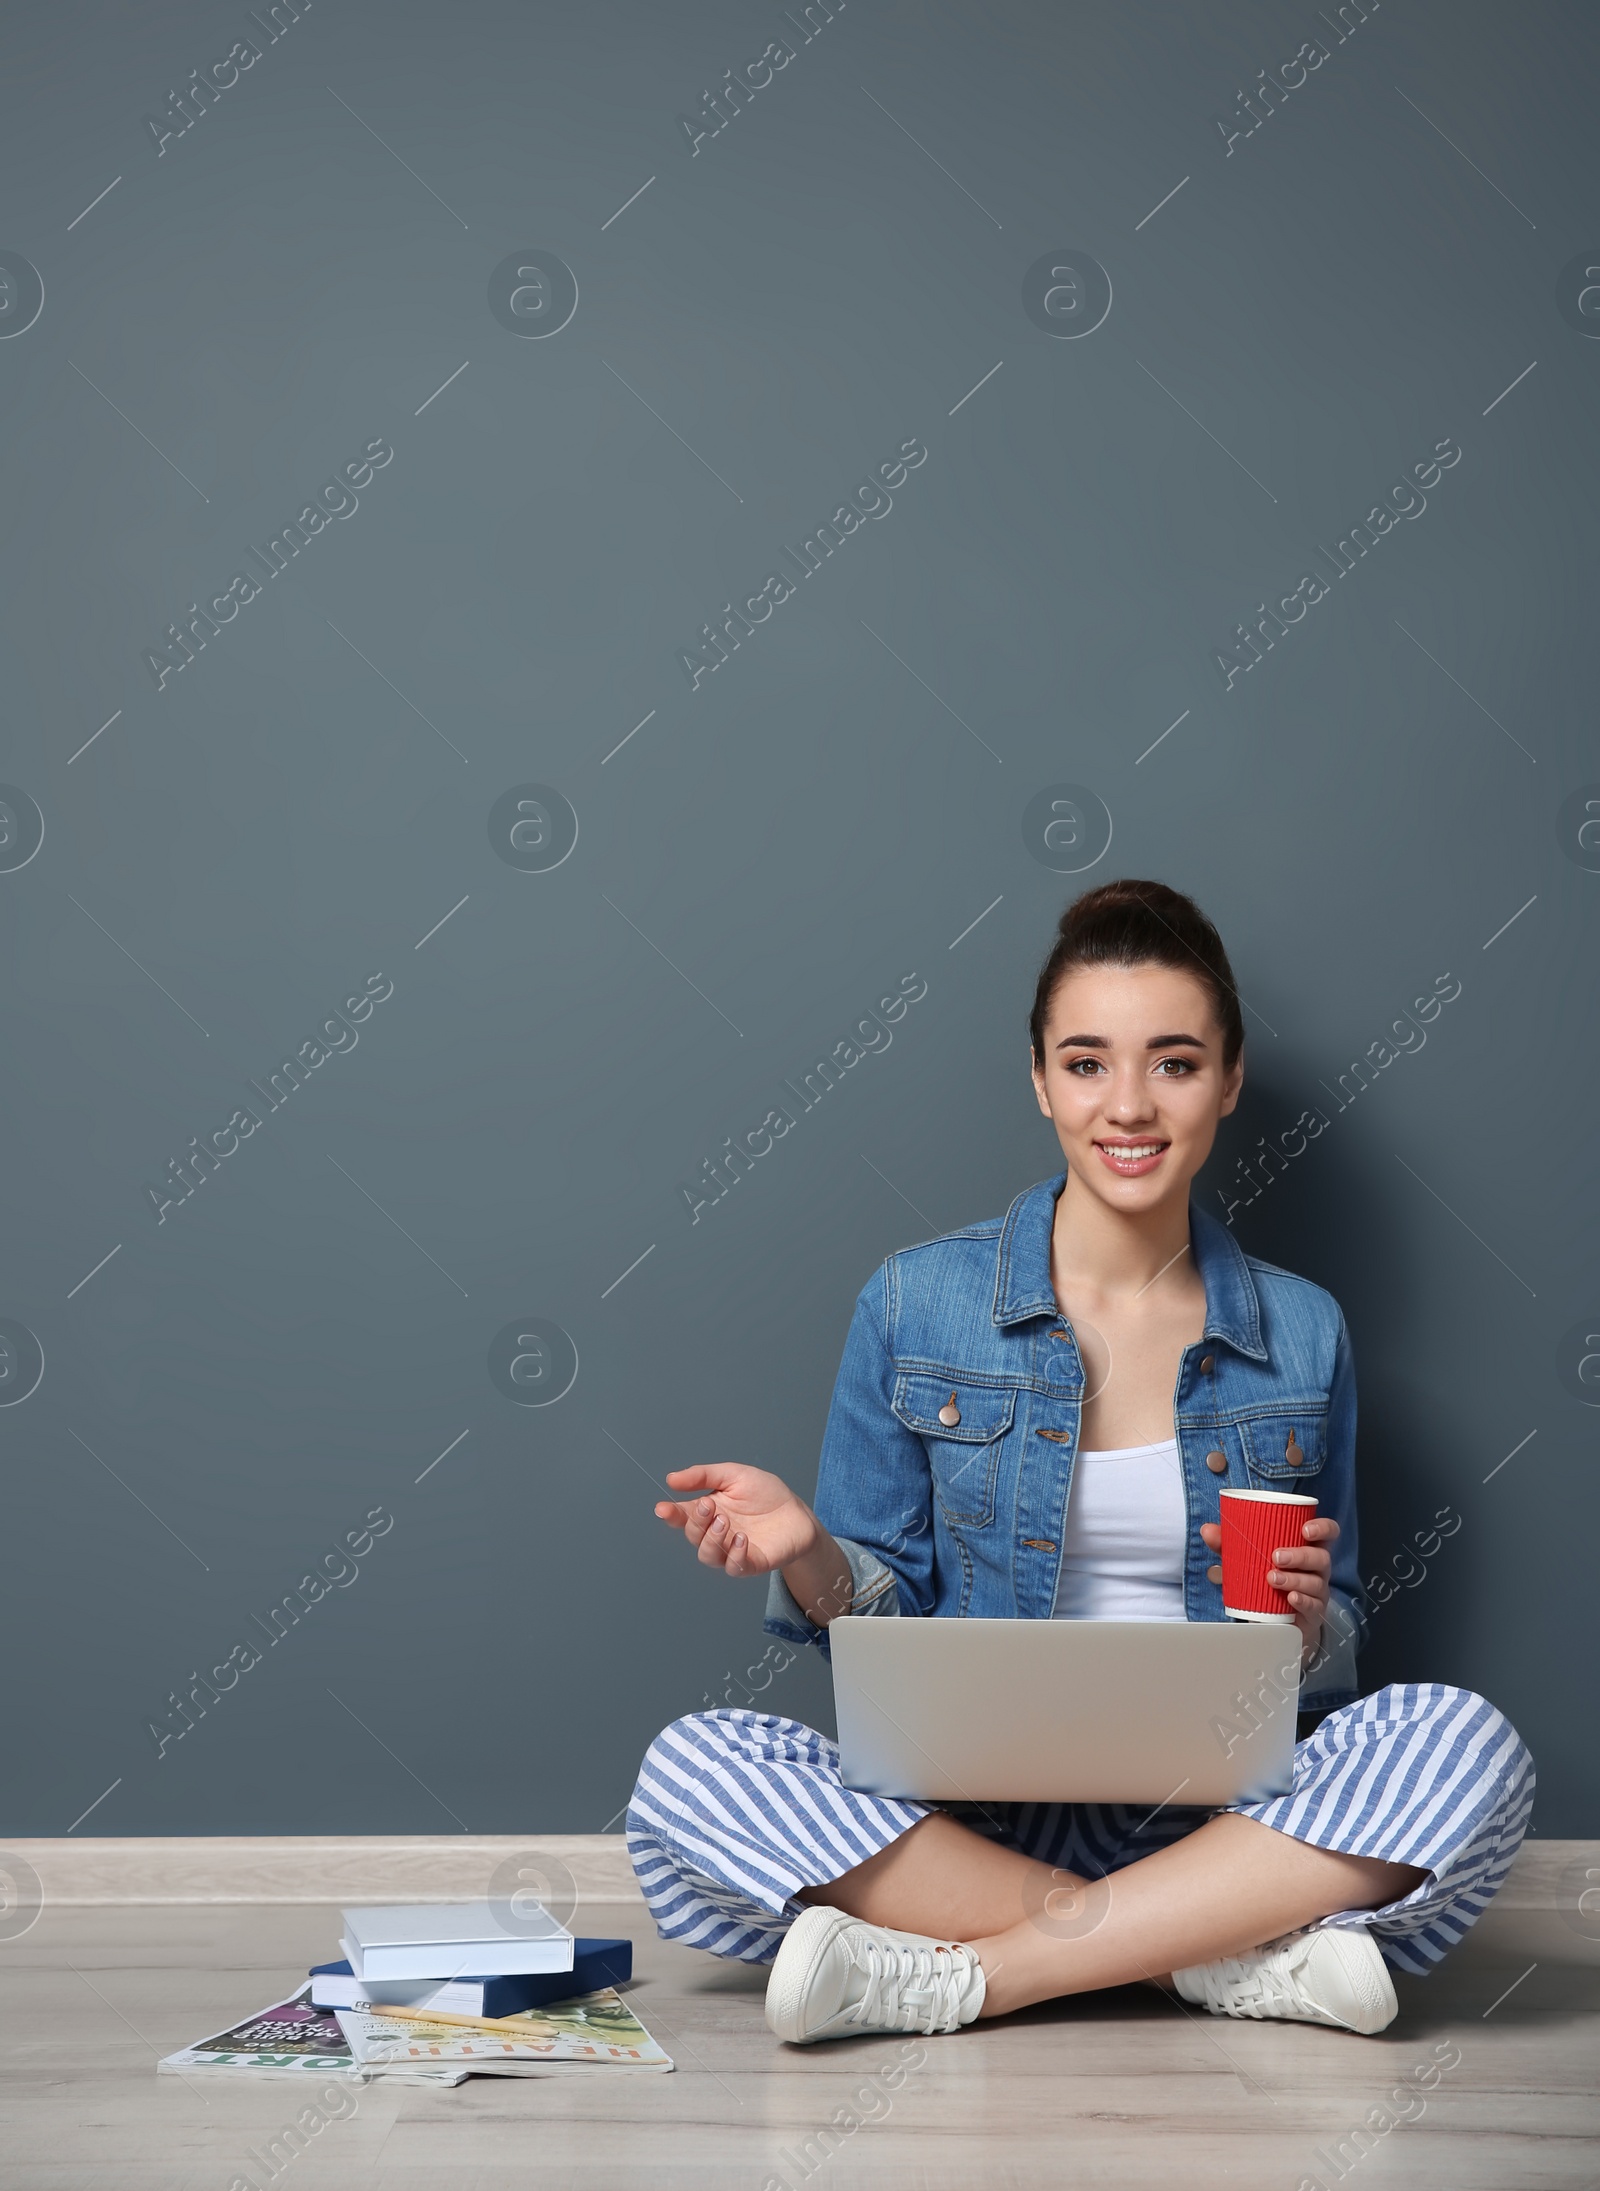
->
<box><xmin>2</xmin><ymin>1898</ymin><xmax>1597</xmax><ymax>2190</ymax></box>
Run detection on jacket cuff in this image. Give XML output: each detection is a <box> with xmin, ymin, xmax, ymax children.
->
<box><xmin>763</xmin><ymin>1539</ymin><xmax>902</xmax><ymax>1658</ymax></box>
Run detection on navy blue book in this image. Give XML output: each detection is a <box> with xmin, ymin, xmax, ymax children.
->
<box><xmin>309</xmin><ymin>1936</ymin><xmax>632</xmax><ymax>2016</ymax></box>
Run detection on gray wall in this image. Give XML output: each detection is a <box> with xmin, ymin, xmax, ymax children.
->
<box><xmin>2</xmin><ymin>0</ymin><xmax>1595</xmax><ymax>1841</ymax></box>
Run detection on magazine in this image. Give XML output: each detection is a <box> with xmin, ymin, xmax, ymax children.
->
<box><xmin>336</xmin><ymin>1987</ymin><xmax>674</xmax><ymax>2074</ymax></box>
<box><xmin>159</xmin><ymin>1985</ymin><xmax>466</xmax><ymax>2084</ymax></box>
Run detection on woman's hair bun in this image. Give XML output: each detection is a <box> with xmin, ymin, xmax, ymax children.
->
<box><xmin>1029</xmin><ymin>879</ymin><xmax>1244</xmax><ymax>1068</ymax></box>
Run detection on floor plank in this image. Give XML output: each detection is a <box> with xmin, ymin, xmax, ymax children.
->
<box><xmin>2</xmin><ymin>1901</ymin><xmax>1595</xmax><ymax>2189</ymax></box>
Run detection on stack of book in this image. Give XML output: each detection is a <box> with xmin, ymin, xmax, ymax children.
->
<box><xmin>159</xmin><ymin>1899</ymin><xmax>670</xmax><ymax>2085</ymax></box>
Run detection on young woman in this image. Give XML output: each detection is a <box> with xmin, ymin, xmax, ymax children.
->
<box><xmin>628</xmin><ymin>881</ymin><xmax>1532</xmax><ymax>2045</ymax></box>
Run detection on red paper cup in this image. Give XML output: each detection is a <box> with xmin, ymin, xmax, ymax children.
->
<box><xmin>1219</xmin><ymin>1488</ymin><xmax>1318</xmax><ymax>1624</ymax></box>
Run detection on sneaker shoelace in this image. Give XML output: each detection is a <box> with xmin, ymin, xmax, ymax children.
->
<box><xmin>848</xmin><ymin>1937</ymin><xmax>974</xmax><ymax>2034</ymax></box>
<box><xmin>1199</xmin><ymin>1935</ymin><xmax>1309</xmax><ymax>2020</ymax></box>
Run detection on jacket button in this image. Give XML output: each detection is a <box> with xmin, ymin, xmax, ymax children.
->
<box><xmin>1205</xmin><ymin>1450</ymin><xmax>1227</xmax><ymax>1473</ymax></box>
<box><xmin>937</xmin><ymin>1393</ymin><xmax>961</xmax><ymax>1427</ymax></box>
<box><xmin>1286</xmin><ymin>1431</ymin><xmax>1306</xmax><ymax>1467</ymax></box>
<box><xmin>1207</xmin><ymin>1563</ymin><xmax>1223</xmax><ymax>1585</ymax></box>
<box><xmin>1199</xmin><ymin>1354</ymin><xmax>1215</xmax><ymax>1374</ymax></box>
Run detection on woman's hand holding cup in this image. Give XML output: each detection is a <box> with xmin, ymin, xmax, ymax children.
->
<box><xmin>1200</xmin><ymin>1501</ymin><xmax>1340</xmax><ymax>1664</ymax></box>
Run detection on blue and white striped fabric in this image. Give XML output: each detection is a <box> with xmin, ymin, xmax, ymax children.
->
<box><xmin>627</xmin><ymin>1683</ymin><xmax>1532</xmax><ymax>1977</ymax></box>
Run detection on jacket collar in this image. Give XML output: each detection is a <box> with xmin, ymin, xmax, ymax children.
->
<box><xmin>991</xmin><ymin>1172</ymin><xmax>1269</xmax><ymax>1362</ymax></box>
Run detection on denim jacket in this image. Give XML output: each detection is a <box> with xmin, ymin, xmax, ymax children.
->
<box><xmin>766</xmin><ymin>1172</ymin><xmax>1364</xmax><ymax>1708</ymax></box>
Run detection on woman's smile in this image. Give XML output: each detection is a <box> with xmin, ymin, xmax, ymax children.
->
<box><xmin>1092</xmin><ymin>1136</ymin><xmax>1171</xmax><ymax>1176</ymax></box>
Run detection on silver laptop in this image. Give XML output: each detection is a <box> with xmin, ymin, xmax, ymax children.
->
<box><xmin>831</xmin><ymin>1617</ymin><xmax>1301</xmax><ymax>1806</ymax></box>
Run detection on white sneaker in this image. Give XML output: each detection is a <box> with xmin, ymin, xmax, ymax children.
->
<box><xmin>764</xmin><ymin>1905</ymin><xmax>987</xmax><ymax>2045</ymax></box>
<box><xmin>1173</xmin><ymin>1925</ymin><xmax>1397</xmax><ymax>2035</ymax></box>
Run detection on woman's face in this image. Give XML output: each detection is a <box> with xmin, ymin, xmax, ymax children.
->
<box><xmin>1031</xmin><ymin>960</ymin><xmax>1243</xmax><ymax>1212</ymax></box>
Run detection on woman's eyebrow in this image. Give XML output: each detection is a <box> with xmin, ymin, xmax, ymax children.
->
<box><xmin>1053</xmin><ymin>1031</ymin><xmax>1209</xmax><ymax>1051</ymax></box>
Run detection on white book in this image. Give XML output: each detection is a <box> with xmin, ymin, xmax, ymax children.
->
<box><xmin>314</xmin><ymin>1958</ymin><xmax>491</xmax><ymax>2015</ymax></box>
<box><xmin>342</xmin><ymin>1901</ymin><xmax>574</xmax><ymax>1981</ymax></box>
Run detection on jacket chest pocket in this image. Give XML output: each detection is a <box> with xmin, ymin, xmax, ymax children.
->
<box><xmin>891</xmin><ymin>1374</ymin><xmax>1016</xmax><ymax>1527</ymax></box>
<box><xmin>1240</xmin><ymin>1408</ymin><xmax>1328</xmax><ymax>1485</ymax></box>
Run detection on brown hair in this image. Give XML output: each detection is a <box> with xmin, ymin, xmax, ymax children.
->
<box><xmin>1028</xmin><ymin>879</ymin><xmax>1245</xmax><ymax>1069</ymax></box>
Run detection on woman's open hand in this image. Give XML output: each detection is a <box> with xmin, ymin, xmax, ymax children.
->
<box><xmin>1200</xmin><ymin>1514</ymin><xmax>1340</xmax><ymax>1665</ymax></box>
<box><xmin>655</xmin><ymin>1465</ymin><xmax>820</xmax><ymax>1580</ymax></box>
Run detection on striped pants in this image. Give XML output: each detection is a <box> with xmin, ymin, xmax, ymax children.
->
<box><xmin>627</xmin><ymin>1684</ymin><xmax>1533</xmax><ymax>1978</ymax></box>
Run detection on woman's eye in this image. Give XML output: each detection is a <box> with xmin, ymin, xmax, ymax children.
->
<box><xmin>1063</xmin><ymin>1056</ymin><xmax>1198</xmax><ymax>1077</ymax></box>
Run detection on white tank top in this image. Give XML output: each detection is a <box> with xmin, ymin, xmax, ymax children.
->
<box><xmin>1051</xmin><ymin>1437</ymin><xmax>1188</xmax><ymax>1621</ymax></box>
